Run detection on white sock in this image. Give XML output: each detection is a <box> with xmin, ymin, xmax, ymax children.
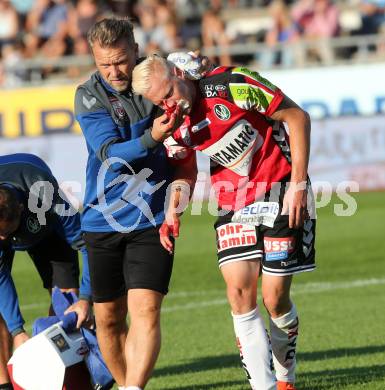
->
<box><xmin>232</xmin><ymin>307</ymin><xmax>276</xmax><ymax>390</ymax></box>
<box><xmin>118</xmin><ymin>387</ymin><xmax>142</xmax><ymax>390</ymax></box>
<box><xmin>121</xmin><ymin>387</ymin><xmax>142</xmax><ymax>390</ymax></box>
<box><xmin>269</xmin><ymin>303</ymin><xmax>299</xmax><ymax>383</ymax></box>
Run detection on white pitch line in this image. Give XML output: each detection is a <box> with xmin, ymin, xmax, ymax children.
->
<box><xmin>163</xmin><ymin>277</ymin><xmax>385</xmax><ymax>313</ymax></box>
<box><xmin>20</xmin><ymin>277</ymin><xmax>385</xmax><ymax>312</ymax></box>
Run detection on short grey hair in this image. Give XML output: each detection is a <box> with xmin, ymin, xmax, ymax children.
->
<box><xmin>87</xmin><ymin>18</ymin><xmax>136</xmax><ymax>49</ymax></box>
<box><xmin>132</xmin><ymin>54</ymin><xmax>173</xmax><ymax>95</ymax></box>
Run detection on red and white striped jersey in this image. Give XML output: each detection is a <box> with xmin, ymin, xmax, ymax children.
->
<box><xmin>169</xmin><ymin>66</ymin><xmax>293</xmax><ymax>210</ymax></box>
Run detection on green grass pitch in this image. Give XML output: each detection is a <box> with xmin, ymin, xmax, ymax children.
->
<box><xmin>12</xmin><ymin>191</ymin><xmax>385</xmax><ymax>389</ymax></box>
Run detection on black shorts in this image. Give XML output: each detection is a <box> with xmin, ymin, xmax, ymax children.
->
<box><xmin>214</xmin><ymin>181</ymin><xmax>316</xmax><ymax>276</ymax></box>
<box><xmin>83</xmin><ymin>226</ymin><xmax>174</xmax><ymax>303</ymax></box>
<box><xmin>2</xmin><ymin>232</ymin><xmax>79</xmax><ymax>289</ymax></box>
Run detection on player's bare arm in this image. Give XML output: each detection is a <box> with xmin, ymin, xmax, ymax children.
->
<box><xmin>160</xmin><ymin>152</ymin><xmax>197</xmax><ymax>253</ymax></box>
<box><xmin>269</xmin><ymin>95</ymin><xmax>311</xmax><ymax>229</ymax></box>
<box><xmin>13</xmin><ymin>331</ymin><xmax>30</xmax><ymax>349</ymax></box>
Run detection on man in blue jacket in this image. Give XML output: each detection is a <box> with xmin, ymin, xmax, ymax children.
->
<box><xmin>74</xmin><ymin>18</ymin><xmax>196</xmax><ymax>390</ymax></box>
<box><xmin>0</xmin><ymin>153</ymin><xmax>92</xmax><ymax>390</ymax></box>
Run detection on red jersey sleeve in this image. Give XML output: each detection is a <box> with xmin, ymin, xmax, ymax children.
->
<box><xmin>228</xmin><ymin>67</ymin><xmax>284</xmax><ymax>117</ymax></box>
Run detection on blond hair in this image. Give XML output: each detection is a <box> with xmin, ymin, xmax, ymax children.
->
<box><xmin>87</xmin><ymin>18</ymin><xmax>136</xmax><ymax>49</ymax></box>
<box><xmin>132</xmin><ymin>54</ymin><xmax>173</xmax><ymax>95</ymax></box>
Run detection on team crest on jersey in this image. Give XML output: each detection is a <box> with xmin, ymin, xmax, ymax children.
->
<box><xmin>109</xmin><ymin>97</ymin><xmax>127</xmax><ymax>122</ymax></box>
<box><xmin>26</xmin><ymin>216</ymin><xmax>41</xmax><ymax>234</ymax></box>
<box><xmin>214</xmin><ymin>104</ymin><xmax>231</xmax><ymax>121</ymax></box>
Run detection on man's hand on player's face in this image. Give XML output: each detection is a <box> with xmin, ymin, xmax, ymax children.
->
<box><xmin>151</xmin><ymin>104</ymin><xmax>185</xmax><ymax>143</ymax></box>
<box><xmin>282</xmin><ymin>181</ymin><xmax>308</xmax><ymax>229</ymax></box>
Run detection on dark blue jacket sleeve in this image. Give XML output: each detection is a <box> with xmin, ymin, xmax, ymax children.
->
<box><xmin>0</xmin><ymin>257</ymin><xmax>25</xmax><ymax>334</ymax></box>
<box><xmin>76</xmin><ymin>110</ymin><xmax>151</xmax><ymax>164</ymax></box>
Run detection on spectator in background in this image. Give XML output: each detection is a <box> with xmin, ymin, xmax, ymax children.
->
<box><xmin>134</xmin><ymin>3</ymin><xmax>159</xmax><ymax>55</ymax></box>
<box><xmin>0</xmin><ymin>0</ymin><xmax>19</xmax><ymax>53</ymax></box>
<box><xmin>134</xmin><ymin>0</ymin><xmax>181</xmax><ymax>56</ymax></box>
<box><xmin>24</xmin><ymin>0</ymin><xmax>70</xmax><ymax>60</ymax></box>
<box><xmin>201</xmin><ymin>0</ymin><xmax>232</xmax><ymax>65</ymax></box>
<box><xmin>68</xmin><ymin>0</ymin><xmax>109</xmax><ymax>56</ymax></box>
<box><xmin>359</xmin><ymin>0</ymin><xmax>385</xmax><ymax>35</ymax></box>
<box><xmin>292</xmin><ymin>0</ymin><xmax>339</xmax><ymax>64</ymax></box>
<box><xmin>260</xmin><ymin>0</ymin><xmax>304</xmax><ymax>68</ymax></box>
<box><xmin>154</xmin><ymin>0</ymin><xmax>182</xmax><ymax>53</ymax></box>
<box><xmin>108</xmin><ymin>0</ymin><xmax>134</xmax><ymax>17</ymax></box>
<box><xmin>10</xmin><ymin>0</ymin><xmax>34</xmax><ymax>28</ymax></box>
<box><xmin>0</xmin><ymin>43</ymin><xmax>27</xmax><ymax>87</ymax></box>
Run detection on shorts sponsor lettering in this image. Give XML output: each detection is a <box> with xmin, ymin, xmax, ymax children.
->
<box><xmin>217</xmin><ymin>223</ymin><xmax>257</xmax><ymax>252</ymax></box>
<box><xmin>232</xmin><ymin>202</ymin><xmax>279</xmax><ymax>228</ymax></box>
<box><xmin>202</xmin><ymin>119</ymin><xmax>264</xmax><ymax>176</ymax></box>
<box><xmin>264</xmin><ymin>237</ymin><xmax>295</xmax><ymax>261</ymax></box>
<box><xmin>280</xmin><ymin>259</ymin><xmax>298</xmax><ymax>267</ymax></box>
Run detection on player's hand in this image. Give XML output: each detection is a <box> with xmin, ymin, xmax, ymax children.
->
<box><xmin>64</xmin><ymin>299</ymin><xmax>94</xmax><ymax>329</ymax></box>
<box><xmin>159</xmin><ymin>214</ymin><xmax>180</xmax><ymax>254</ymax></box>
<box><xmin>167</xmin><ymin>51</ymin><xmax>212</xmax><ymax>80</ymax></box>
<box><xmin>13</xmin><ymin>331</ymin><xmax>30</xmax><ymax>349</ymax></box>
<box><xmin>190</xmin><ymin>50</ymin><xmax>213</xmax><ymax>76</ymax></box>
<box><xmin>151</xmin><ymin>106</ymin><xmax>184</xmax><ymax>142</ymax></box>
<box><xmin>282</xmin><ymin>181</ymin><xmax>308</xmax><ymax>229</ymax></box>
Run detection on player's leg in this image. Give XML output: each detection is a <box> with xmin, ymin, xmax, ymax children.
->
<box><xmin>261</xmin><ymin>215</ymin><xmax>316</xmax><ymax>388</ymax></box>
<box><xmin>125</xmin><ymin>289</ymin><xmax>163</xmax><ymax>388</ymax></box>
<box><xmin>262</xmin><ymin>273</ymin><xmax>298</xmax><ymax>386</ymax></box>
<box><xmin>216</xmin><ymin>220</ymin><xmax>276</xmax><ymax>389</ymax></box>
<box><xmin>94</xmin><ymin>297</ymin><xmax>128</xmax><ymax>385</ymax></box>
<box><xmin>123</xmin><ymin>226</ymin><xmax>173</xmax><ymax>389</ymax></box>
<box><xmin>221</xmin><ymin>261</ymin><xmax>276</xmax><ymax>390</ymax></box>
<box><xmin>83</xmin><ymin>231</ymin><xmax>128</xmax><ymax>386</ymax></box>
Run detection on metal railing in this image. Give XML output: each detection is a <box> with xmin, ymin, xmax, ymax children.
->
<box><xmin>2</xmin><ymin>33</ymin><xmax>385</xmax><ymax>87</ymax></box>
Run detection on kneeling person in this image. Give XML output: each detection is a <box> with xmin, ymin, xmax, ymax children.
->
<box><xmin>0</xmin><ymin>153</ymin><xmax>91</xmax><ymax>390</ymax></box>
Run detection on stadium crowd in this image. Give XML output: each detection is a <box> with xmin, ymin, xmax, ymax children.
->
<box><xmin>0</xmin><ymin>0</ymin><xmax>384</xmax><ymax>86</ymax></box>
